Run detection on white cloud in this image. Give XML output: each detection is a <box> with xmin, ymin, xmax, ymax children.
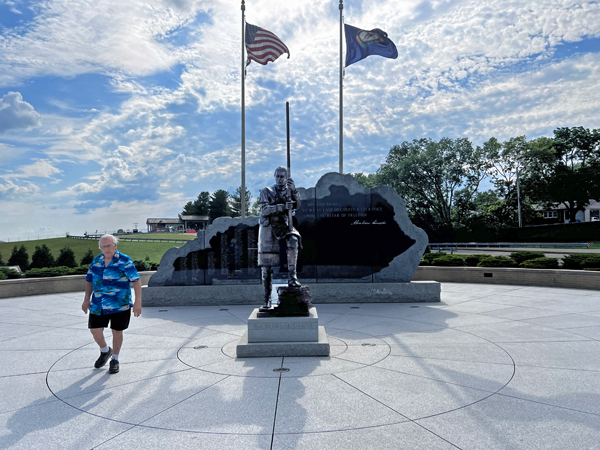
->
<box><xmin>0</xmin><ymin>179</ymin><xmax>41</xmax><ymax>199</ymax></box>
<box><xmin>3</xmin><ymin>159</ymin><xmax>62</xmax><ymax>179</ymax></box>
<box><xmin>0</xmin><ymin>92</ymin><xmax>42</xmax><ymax>134</ymax></box>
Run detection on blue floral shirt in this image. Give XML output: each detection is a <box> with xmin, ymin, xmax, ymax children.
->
<box><xmin>86</xmin><ymin>250</ymin><xmax>140</xmax><ymax>315</ymax></box>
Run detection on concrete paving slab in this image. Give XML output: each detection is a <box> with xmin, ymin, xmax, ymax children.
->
<box><xmin>0</xmin><ymin>373</ymin><xmax>58</xmax><ymax>414</ymax></box>
<box><xmin>499</xmin><ymin>340</ymin><xmax>600</xmax><ymax>371</ymax></box>
<box><xmin>96</xmin><ymin>426</ymin><xmax>273</xmax><ymax>450</ymax></box>
<box><xmin>1</xmin><ymin>282</ymin><xmax>599</xmax><ymax>449</ymax></box>
<box><xmin>272</xmin><ymin>421</ymin><xmax>459</xmax><ymax>450</ymax></box>
<box><xmin>0</xmin><ymin>400</ymin><xmax>131</xmax><ymax>450</ymax></box>
<box><xmin>522</xmin><ymin>312</ymin><xmax>600</xmax><ymax>329</ymax></box>
<box><xmin>455</xmin><ymin>320</ymin><xmax>591</xmax><ymax>342</ymax></box>
<box><xmin>499</xmin><ymin>364</ymin><xmax>600</xmax><ymax>415</ymax></box>
<box><xmin>418</xmin><ymin>393</ymin><xmax>600</xmax><ymax>450</ymax></box>
<box><xmin>275</xmin><ymin>375</ymin><xmax>405</xmax><ymax>433</ymax></box>
<box><xmin>141</xmin><ymin>376</ymin><xmax>280</xmax><ymax>434</ymax></box>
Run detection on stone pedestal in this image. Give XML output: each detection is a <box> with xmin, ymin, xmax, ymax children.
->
<box><xmin>236</xmin><ymin>307</ymin><xmax>330</xmax><ymax>357</ymax></box>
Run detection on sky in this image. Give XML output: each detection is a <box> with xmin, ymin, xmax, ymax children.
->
<box><xmin>1</xmin><ymin>0</ymin><xmax>600</xmax><ymax>241</ymax></box>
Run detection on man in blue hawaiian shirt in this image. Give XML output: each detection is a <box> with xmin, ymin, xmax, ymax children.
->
<box><xmin>82</xmin><ymin>234</ymin><xmax>142</xmax><ymax>374</ymax></box>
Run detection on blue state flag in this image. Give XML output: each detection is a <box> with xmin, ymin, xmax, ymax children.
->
<box><xmin>345</xmin><ymin>24</ymin><xmax>398</xmax><ymax>67</ymax></box>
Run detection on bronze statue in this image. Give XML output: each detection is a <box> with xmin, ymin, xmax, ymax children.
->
<box><xmin>258</xmin><ymin>166</ymin><xmax>301</xmax><ymax>309</ymax></box>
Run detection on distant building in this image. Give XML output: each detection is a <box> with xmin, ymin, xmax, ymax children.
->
<box><xmin>146</xmin><ymin>215</ymin><xmax>209</xmax><ymax>232</ymax></box>
<box><xmin>537</xmin><ymin>200</ymin><xmax>600</xmax><ymax>224</ymax></box>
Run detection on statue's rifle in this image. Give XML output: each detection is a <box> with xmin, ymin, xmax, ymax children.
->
<box><xmin>286</xmin><ymin>101</ymin><xmax>293</xmax><ymax>233</ymax></box>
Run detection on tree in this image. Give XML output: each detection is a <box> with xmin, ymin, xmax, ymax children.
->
<box><xmin>56</xmin><ymin>247</ymin><xmax>77</xmax><ymax>268</ymax></box>
<box><xmin>250</xmin><ymin>191</ymin><xmax>262</xmax><ymax>216</ymax></box>
<box><xmin>230</xmin><ymin>186</ymin><xmax>252</xmax><ymax>218</ymax></box>
<box><xmin>182</xmin><ymin>191</ymin><xmax>210</xmax><ymax>216</ymax></box>
<box><xmin>8</xmin><ymin>244</ymin><xmax>29</xmax><ymax>270</ymax></box>
<box><xmin>481</xmin><ymin>135</ymin><xmax>539</xmax><ymax>226</ymax></box>
<box><xmin>80</xmin><ymin>249</ymin><xmax>95</xmax><ymax>266</ymax></box>
<box><xmin>0</xmin><ymin>251</ymin><xmax>4</xmax><ymax>266</ymax></box>
<box><xmin>208</xmin><ymin>189</ymin><xmax>231</xmax><ymax>222</ymax></box>
<box><xmin>525</xmin><ymin>127</ymin><xmax>600</xmax><ymax>221</ymax></box>
<box><xmin>352</xmin><ymin>173</ymin><xmax>381</xmax><ymax>188</ymax></box>
<box><xmin>30</xmin><ymin>244</ymin><xmax>55</xmax><ymax>269</ymax></box>
<box><xmin>377</xmin><ymin>137</ymin><xmax>490</xmax><ymax>235</ymax></box>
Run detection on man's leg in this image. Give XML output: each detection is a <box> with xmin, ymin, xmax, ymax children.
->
<box><xmin>90</xmin><ymin>328</ymin><xmax>107</xmax><ymax>348</ymax></box>
<box><xmin>111</xmin><ymin>330</ymin><xmax>124</xmax><ymax>356</ymax></box>
<box><xmin>90</xmin><ymin>328</ymin><xmax>112</xmax><ymax>368</ymax></box>
<box><xmin>286</xmin><ymin>236</ymin><xmax>300</xmax><ymax>287</ymax></box>
<box><xmin>261</xmin><ymin>266</ymin><xmax>273</xmax><ymax>308</ymax></box>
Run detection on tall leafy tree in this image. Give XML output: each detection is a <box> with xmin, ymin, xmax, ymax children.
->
<box><xmin>481</xmin><ymin>135</ymin><xmax>540</xmax><ymax>226</ymax></box>
<box><xmin>8</xmin><ymin>244</ymin><xmax>29</xmax><ymax>270</ymax></box>
<box><xmin>377</xmin><ymin>137</ymin><xmax>490</xmax><ymax>235</ymax></box>
<box><xmin>181</xmin><ymin>191</ymin><xmax>210</xmax><ymax>216</ymax></box>
<box><xmin>56</xmin><ymin>247</ymin><xmax>77</xmax><ymax>268</ymax></box>
<box><xmin>31</xmin><ymin>244</ymin><xmax>56</xmax><ymax>269</ymax></box>
<box><xmin>352</xmin><ymin>173</ymin><xmax>381</xmax><ymax>188</ymax></box>
<box><xmin>80</xmin><ymin>249</ymin><xmax>95</xmax><ymax>266</ymax></box>
<box><xmin>208</xmin><ymin>189</ymin><xmax>231</xmax><ymax>222</ymax></box>
<box><xmin>525</xmin><ymin>126</ymin><xmax>600</xmax><ymax>221</ymax></box>
<box><xmin>230</xmin><ymin>186</ymin><xmax>252</xmax><ymax>218</ymax></box>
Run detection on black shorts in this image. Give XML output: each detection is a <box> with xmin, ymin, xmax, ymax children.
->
<box><xmin>88</xmin><ymin>308</ymin><xmax>131</xmax><ymax>331</ymax></box>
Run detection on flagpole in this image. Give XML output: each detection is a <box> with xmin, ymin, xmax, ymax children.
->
<box><xmin>241</xmin><ymin>0</ymin><xmax>246</xmax><ymax>219</ymax></box>
<box><xmin>339</xmin><ymin>0</ymin><xmax>343</xmax><ymax>174</ymax></box>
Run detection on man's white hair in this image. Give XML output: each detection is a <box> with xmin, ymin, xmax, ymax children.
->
<box><xmin>98</xmin><ymin>234</ymin><xmax>119</xmax><ymax>248</ymax></box>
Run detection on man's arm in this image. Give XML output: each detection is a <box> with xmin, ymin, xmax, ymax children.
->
<box><xmin>132</xmin><ymin>279</ymin><xmax>142</xmax><ymax>317</ymax></box>
<box><xmin>82</xmin><ymin>281</ymin><xmax>92</xmax><ymax>314</ymax></box>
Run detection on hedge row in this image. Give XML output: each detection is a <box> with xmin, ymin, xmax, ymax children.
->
<box><xmin>420</xmin><ymin>251</ymin><xmax>600</xmax><ymax>270</ymax></box>
<box><xmin>0</xmin><ymin>261</ymin><xmax>160</xmax><ymax>279</ymax></box>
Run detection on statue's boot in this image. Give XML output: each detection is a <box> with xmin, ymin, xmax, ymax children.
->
<box><xmin>261</xmin><ymin>267</ymin><xmax>272</xmax><ymax>308</ymax></box>
<box><xmin>287</xmin><ymin>248</ymin><xmax>301</xmax><ymax>288</ymax></box>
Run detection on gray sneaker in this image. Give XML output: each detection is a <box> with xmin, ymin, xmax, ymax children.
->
<box><xmin>94</xmin><ymin>347</ymin><xmax>112</xmax><ymax>368</ymax></box>
<box><xmin>108</xmin><ymin>359</ymin><xmax>119</xmax><ymax>374</ymax></box>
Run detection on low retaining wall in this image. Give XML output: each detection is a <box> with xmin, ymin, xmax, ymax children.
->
<box><xmin>412</xmin><ymin>266</ymin><xmax>600</xmax><ymax>290</ymax></box>
<box><xmin>2</xmin><ymin>267</ymin><xmax>598</xmax><ymax>299</ymax></box>
<box><xmin>141</xmin><ymin>281</ymin><xmax>441</xmax><ymax>307</ymax></box>
<box><xmin>0</xmin><ymin>272</ymin><xmax>154</xmax><ymax>299</ymax></box>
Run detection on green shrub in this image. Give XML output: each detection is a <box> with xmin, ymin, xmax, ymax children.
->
<box><xmin>133</xmin><ymin>260</ymin><xmax>151</xmax><ymax>271</ymax></box>
<box><xmin>431</xmin><ymin>255</ymin><xmax>467</xmax><ymax>266</ymax></box>
<box><xmin>56</xmin><ymin>247</ymin><xmax>77</xmax><ymax>268</ymax></box>
<box><xmin>422</xmin><ymin>252</ymin><xmax>447</xmax><ymax>264</ymax></box>
<box><xmin>80</xmin><ymin>249</ymin><xmax>95</xmax><ymax>266</ymax></box>
<box><xmin>26</xmin><ymin>266</ymin><xmax>73</xmax><ymax>278</ymax></box>
<box><xmin>148</xmin><ymin>261</ymin><xmax>160</xmax><ymax>270</ymax></box>
<box><xmin>8</xmin><ymin>244</ymin><xmax>29</xmax><ymax>271</ymax></box>
<box><xmin>0</xmin><ymin>272</ymin><xmax>6</xmax><ymax>280</ymax></box>
<box><xmin>510</xmin><ymin>251</ymin><xmax>545</xmax><ymax>264</ymax></box>
<box><xmin>580</xmin><ymin>255</ymin><xmax>600</xmax><ymax>269</ymax></box>
<box><xmin>464</xmin><ymin>254</ymin><xmax>492</xmax><ymax>266</ymax></box>
<box><xmin>31</xmin><ymin>244</ymin><xmax>55</xmax><ymax>269</ymax></box>
<box><xmin>562</xmin><ymin>254</ymin><xmax>600</xmax><ymax>270</ymax></box>
<box><xmin>520</xmin><ymin>257</ymin><xmax>560</xmax><ymax>269</ymax></box>
<box><xmin>71</xmin><ymin>265</ymin><xmax>89</xmax><ymax>275</ymax></box>
<box><xmin>561</xmin><ymin>254</ymin><xmax>588</xmax><ymax>270</ymax></box>
<box><xmin>25</xmin><ymin>265</ymin><xmax>88</xmax><ymax>278</ymax></box>
<box><xmin>419</xmin><ymin>258</ymin><xmax>430</xmax><ymax>266</ymax></box>
<box><xmin>477</xmin><ymin>256</ymin><xmax>517</xmax><ymax>268</ymax></box>
<box><xmin>0</xmin><ymin>267</ymin><xmax>21</xmax><ymax>279</ymax></box>
<box><xmin>0</xmin><ymin>251</ymin><xmax>4</xmax><ymax>266</ymax></box>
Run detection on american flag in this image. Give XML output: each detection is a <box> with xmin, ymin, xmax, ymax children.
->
<box><xmin>245</xmin><ymin>23</ymin><xmax>290</xmax><ymax>66</ymax></box>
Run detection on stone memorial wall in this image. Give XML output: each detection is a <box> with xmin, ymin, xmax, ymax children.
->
<box><xmin>148</xmin><ymin>172</ymin><xmax>428</xmax><ymax>287</ymax></box>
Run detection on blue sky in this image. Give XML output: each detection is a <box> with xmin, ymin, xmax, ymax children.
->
<box><xmin>1</xmin><ymin>0</ymin><xmax>600</xmax><ymax>241</ymax></box>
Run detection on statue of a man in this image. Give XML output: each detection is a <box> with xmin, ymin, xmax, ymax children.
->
<box><xmin>258</xmin><ymin>166</ymin><xmax>302</xmax><ymax>308</ymax></box>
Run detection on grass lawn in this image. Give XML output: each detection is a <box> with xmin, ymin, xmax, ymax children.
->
<box><xmin>0</xmin><ymin>235</ymin><xmax>196</xmax><ymax>266</ymax></box>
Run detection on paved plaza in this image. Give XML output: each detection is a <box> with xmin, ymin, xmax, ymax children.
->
<box><xmin>1</xmin><ymin>283</ymin><xmax>599</xmax><ymax>449</ymax></box>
